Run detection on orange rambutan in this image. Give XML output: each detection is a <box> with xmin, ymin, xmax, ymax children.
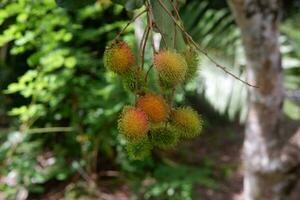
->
<box><xmin>104</xmin><ymin>41</ymin><xmax>135</xmax><ymax>74</ymax></box>
<box><xmin>136</xmin><ymin>93</ymin><xmax>169</xmax><ymax>123</ymax></box>
<box><xmin>118</xmin><ymin>106</ymin><xmax>149</xmax><ymax>141</ymax></box>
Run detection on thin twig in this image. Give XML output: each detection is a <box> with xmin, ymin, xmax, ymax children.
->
<box><xmin>115</xmin><ymin>9</ymin><xmax>147</xmax><ymax>40</ymax></box>
<box><xmin>145</xmin><ymin>64</ymin><xmax>154</xmax><ymax>82</ymax></box>
<box><xmin>157</xmin><ymin>0</ymin><xmax>258</xmax><ymax>88</ymax></box>
<box><xmin>153</xmin><ymin>23</ymin><xmax>168</xmax><ymax>47</ymax></box>
<box><xmin>168</xmin><ymin>0</ymin><xmax>181</xmax><ymax>21</ymax></box>
<box><xmin>26</xmin><ymin>127</ymin><xmax>73</xmax><ymax>134</ymax></box>
<box><xmin>146</xmin><ymin>0</ymin><xmax>157</xmax><ymax>54</ymax></box>
<box><xmin>141</xmin><ymin>26</ymin><xmax>150</xmax><ymax>69</ymax></box>
<box><xmin>139</xmin><ymin>22</ymin><xmax>148</xmax><ymax>51</ymax></box>
<box><xmin>146</xmin><ymin>0</ymin><xmax>168</xmax><ymax>47</ymax></box>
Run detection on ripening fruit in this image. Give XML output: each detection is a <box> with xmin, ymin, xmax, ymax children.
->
<box><xmin>136</xmin><ymin>93</ymin><xmax>169</xmax><ymax>123</ymax></box>
<box><xmin>104</xmin><ymin>41</ymin><xmax>135</xmax><ymax>74</ymax></box>
<box><xmin>126</xmin><ymin>137</ymin><xmax>152</xmax><ymax>160</ymax></box>
<box><xmin>149</xmin><ymin>123</ymin><xmax>178</xmax><ymax>149</ymax></box>
<box><xmin>122</xmin><ymin>67</ymin><xmax>146</xmax><ymax>94</ymax></box>
<box><xmin>171</xmin><ymin>107</ymin><xmax>203</xmax><ymax>138</ymax></box>
<box><xmin>181</xmin><ymin>46</ymin><xmax>199</xmax><ymax>81</ymax></box>
<box><xmin>154</xmin><ymin>50</ymin><xmax>187</xmax><ymax>87</ymax></box>
<box><xmin>118</xmin><ymin>106</ymin><xmax>149</xmax><ymax>141</ymax></box>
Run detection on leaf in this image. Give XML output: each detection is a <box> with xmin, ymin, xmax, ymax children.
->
<box><xmin>55</xmin><ymin>0</ymin><xmax>96</xmax><ymax>10</ymax></box>
<box><xmin>150</xmin><ymin>0</ymin><xmax>186</xmax><ymax>50</ymax></box>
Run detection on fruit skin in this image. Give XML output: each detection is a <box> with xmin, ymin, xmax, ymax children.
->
<box><xmin>181</xmin><ymin>46</ymin><xmax>199</xmax><ymax>81</ymax></box>
<box><xmin>171</xmin><ymin>107</ymin><xmax>203</xmax><ymax>138</ymax></box>
<box><xmin>149</xmin><ymin>123</ymin><xmax>178</xmax><ymax>149</ymax></box>
<box><xmin>154</xmin><ymin>50</ymin><xmax>187</xmax><ymax>87</ymax></box>
<box><xmin>136</xmin><ymin>93</ymin><xmax>169</xmax><ymax>123</ymax></box>
<box><xmin>126</xmin><ymin>137</ymin><xmax>152</xmax><ymax>160</ymax></box>
<box><xmin>122</xmin><ymin>67</ymin><xmax>146</xmax><ymax>94</ymax></box>
<box><xmin>104</xmin><ymin>41</ymin><xmax>135</xmax><ymax>74</ymax></box>
<box><xmin>118</xmin><ymin>106</ymin><xmax>149</xmax><ymax>141</ymax></box>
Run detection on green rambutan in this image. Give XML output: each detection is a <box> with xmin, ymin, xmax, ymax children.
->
<box><xmin>181</xmin><ymin>46</ymin><xmax>199</xmax><ymax>81</ymax></box>
<box><xmin>104</xmin><ymin>41</ymin><xmax>135</xmax><ymax>74</ymax></box>
<box><xmin>154</xmin><ymin>50</ymin><xmax>187</xmax><ymax>87</ymax></box>
<box><xmin>171</xmin><ymin>107</ymin><xmax>203</xmax><ymax>138</ymax></box>
<box><xmin>149</xmin><ymin>123</ymin><xmax>178</xmax><ymax>149</ymax></box>
<box><xmin>126</xmin><ymin>137</ymin><xmax>152</xmax><ymax>160</ymax></box>
<box><xmin>118</xmin><ymin>106</ymin><xmax>149</xmax><ymax>141</ymax></box>
<box><xmin>122</xmin><ymin>67</ymin><xmax>146</xmax><ymax>94</ymax></box>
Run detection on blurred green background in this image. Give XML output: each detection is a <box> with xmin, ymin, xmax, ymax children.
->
<box><xmin>0</xmin><ymin>0</ymin><xmax>299</xmax><ymax>199</ymax></box>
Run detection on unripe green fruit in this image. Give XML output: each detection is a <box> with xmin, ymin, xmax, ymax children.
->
<box><xmin>149</xmin><ymin>123</ymin><xmax>178</xmax><ymax>149</ymax></box>
<box><xmin>104</xmin><ymin>41</ymin><xmax>135</xmax><ymax>74</ymax></box>
<box><xmin>118</xmin><ymin>106</ymin><xmax>149</xmax><ymax>141</ymax></box>
<box><xmin>171</xmin><ymin>107</ymin><xmax>203</xmax><ymax>138</ymax></box>
<box><xmin>154</xmin><ymin>50</ymin><xmax>187</xmax><ymax>88</ymax></box>
<box><xmin>122</xmin><ymin>67</ymin><xmax>146</xmax><ymax>94</ymax></box>
<box><xmin>126</xmin><ymin>138</ymin><xmax>152</xmax><ymax>160</ymax></box>
<box><xmin>181</xmin><ymin>46</ymin><xmax>199</xmax><ymax>81</ymax></box>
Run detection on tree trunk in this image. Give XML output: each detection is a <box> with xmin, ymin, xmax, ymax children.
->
<box><xmin>228</xmin><ymin>0</ymin><xmax>300</xmax><ymax>200</ymax></box>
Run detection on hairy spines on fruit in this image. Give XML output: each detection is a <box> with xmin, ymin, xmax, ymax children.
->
<box><xmin>181</xmin><ymin>46</ymin><xmax>199</xmax><ymax>81</ymax></box>
<box><xmin>104</xmin><ymin>41</ymin><xmax>135</xmax><ymax>74</ymax></box>
<box><xmin>122</xmin><ymin>67</ymin><xmax>146</xmax><ymax>94</ymax></box>
<box><xmin>118</xmin><ymin>106</ymin><xmax>149</xmax><ymax>141</ymax></box>
<box><xmin>149</xmin><ymin>123</ymin><xmax>178</xmax><ymax>149</ymax></box>
<box><xmin>126</xmin><ymin>137</ymin><xmax>152</xmax><ymax>160</ymax></box>
<box><xmin>171</xmin><ymin>107</ymin><xmax>203</xmax><ymax>138</ymax></box>
<box><xmin>154</xmin><ymin>50</ymin><xmax>187</xmax><ymax>87</ymax></box>
<box><xmin>136</xmin><ymin>93</ymin><xmax>169</xmax><ymax>123</ymax></box>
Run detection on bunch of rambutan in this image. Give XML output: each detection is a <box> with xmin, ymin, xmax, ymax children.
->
<box><xmin>103</xmin><ymin>40</ymin><xmax>203</xmax><ymax>159</ymax></box>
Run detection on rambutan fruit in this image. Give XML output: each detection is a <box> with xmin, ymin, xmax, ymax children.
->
<box><xmin>149</xmin><ymin>123</ymin><xmax>178</xmax><ymax>149</ymax></box>
<box><xmin>136</xmin><ymin>93</ymin><xmax>169</xmax><ymax>123</ymax></box>
<box><xmin>104</xmin><ymin>41</ymin><xmax>135</xmax><ymax>75</ymax></box>
<box><xmin>181</xmin><ymin>46</ymin><xmax>199</xmax><ymax>81</ymax></box>
<box><xmin>154</xmin><ymin>50</ymin><xmax>187</xmax><ymax>87</ymax></box>
<box><xmin>118</xmin><ymin>106</ymin><xmax>149</xmax><ymax>141</ymax></box>
<box><xmin>171</xmin><ymin>107</ymin><xmax>203</xmax><ymax>138</ymax></box>
<box><xmin>126</xmin><ymin>137</ymin><xmax>152</xmax><ymax>160</ymax></box>
<box><xmin>122</xmin><ymin>67</ymin><xmax>146</xmax><ymax>94</ymax></box>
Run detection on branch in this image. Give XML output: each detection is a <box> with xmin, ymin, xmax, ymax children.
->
<box><xmin>140</xmin><ymin>25</ymin><xmax>150</xmax><ymax>69</ymax></box>
<box><xmin>26</xmin><ymin>127</ymin><xmax>73</xmax><ymax>134</ymax></box>
<box><xmin>115</xmin><ymin>9</ymin><xmax>147</xmax><ymax>41</ymax></box>
<box><xmin>156</xmin><ymin>0</ymin><xmax>258</xmax><ymax>88</ymax></box>
<box><xmin>146</xmin><ymin>0</ymin><xmax>168</xmax><ymax>47</ymax></box>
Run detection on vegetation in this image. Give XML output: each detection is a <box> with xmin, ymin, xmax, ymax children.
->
<box><xmin>0</xmin><ymin>0</ymin><xmax>299</xmax><ymax>199</ymax></box>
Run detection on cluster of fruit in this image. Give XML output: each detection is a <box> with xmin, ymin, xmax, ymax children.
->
<box><xmin>104</xmin><ymin>40</ymin><xmax>202</xmax><ymax>159</ymax></box>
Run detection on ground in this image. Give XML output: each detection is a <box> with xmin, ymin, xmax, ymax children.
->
<box><xmin>3</xmin><ymin>123</ymin><xmax>299</xmax><ymax>200</ymax></box>
<box><xmin>26</xmin><ymin>124</ymin><xmax>245</xmax><ymax>200</ymax></box>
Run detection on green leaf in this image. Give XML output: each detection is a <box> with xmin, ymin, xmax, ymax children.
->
<box><xmin>150</xmin><ymin>0</ymin><xmax>186</xmax><ymax>50</ymax></box>
<box><xmin>55</xmin><ymin>0</ymin><xmax>96</xmax><ymax>10</ymax></box>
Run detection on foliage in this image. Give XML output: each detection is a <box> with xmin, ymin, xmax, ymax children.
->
<box><xmin>1</xmin><ymin>0</ymin><xmax>298</xmax><ymax>199</ymax></box>
<box><xmin>55</xmin><ymin>0</ymin><xmax>97</xmax><ymax>10</ymax></box>
<box><xmin>0</xmin><ymin>0</ymin><xmax>135</xmax><ymax>198</ymax></box>
<box><xmin>140</xmin><ymin>162</ymin><xmax>217</xmax><ymax>200</ymax></box>
<box><xmin>181</xmin><ymin>0</ymin><xmax>300</xmax><ymax>121</ymax></box>
<box><xmin>112</xmin><ymin>0</ymin><xmax>144</xmax><ymax>11</ymax></box>
<box><xmin>0</xmin><ymin>0</ymin><xmax>207</xmax><ymax>198</ymax></box>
